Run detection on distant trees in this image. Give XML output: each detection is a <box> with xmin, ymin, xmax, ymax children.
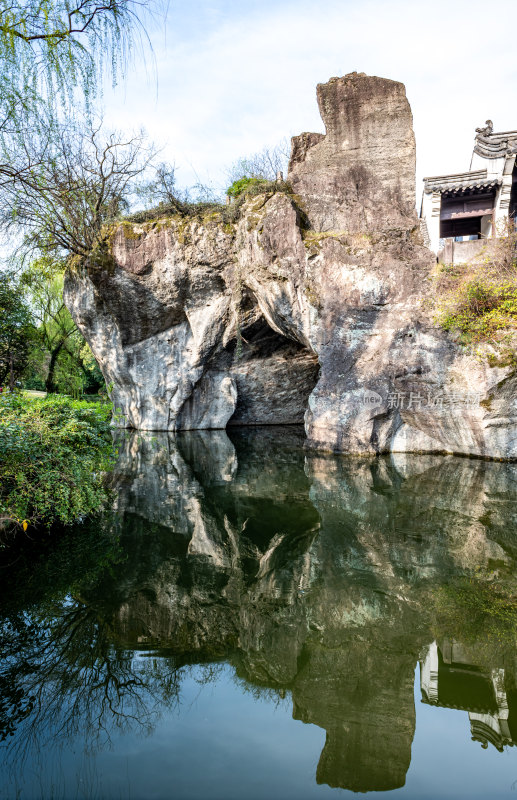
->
<box><xmin>0</xmin><ymin>272</ymin><xmax>35</xmax><ymax>390</ymax></box>
<box><xmin>226</xmin><ymin>140</ymin><xmax>290</xmax><ymax>186</ymax></box>
<box><xmin>0</xmin><ymin>259</ymin><xmax>105</xmax><ymax>396</ymax></box>
<box><xmin>20</xmin><ymin>260</ymin><xmax>104</xmax><ymax>394</ymax></box>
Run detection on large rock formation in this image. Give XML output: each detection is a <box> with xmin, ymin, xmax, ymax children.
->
<box><xmin>64</xmin><ymin>72</ymin><xmax>517</xmax><ymax>458</ymax></box>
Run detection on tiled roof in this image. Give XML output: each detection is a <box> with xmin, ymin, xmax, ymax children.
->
<box><xmin>474</xmin><ymin>130</ymin><xmax>517</xmax><ymax>159</ymax></box>
<box><xmin>423</xmin><ymin>169</ymin><xmax>501</xmax><ymax>194</ymax></box>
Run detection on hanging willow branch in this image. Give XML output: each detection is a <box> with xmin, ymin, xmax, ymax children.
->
<box><xmin>0</xmin><ymin>0</ymin><xmax>161</xmax><ymax>134</ymax></box>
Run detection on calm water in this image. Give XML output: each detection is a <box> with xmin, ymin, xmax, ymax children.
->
<box><xmin>2</xmin><ymin>426</ymin><xmax>517</xmax><ymax>799</ymax></box>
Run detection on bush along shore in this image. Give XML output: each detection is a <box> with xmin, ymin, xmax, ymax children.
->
<box><xmin>0</xmin><ymin>393</ymin><xmax>114</xmax><ymax>543</ymax></box>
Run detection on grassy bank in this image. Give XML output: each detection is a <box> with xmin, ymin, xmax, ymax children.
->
<box><xmin>0</xmin><ymin>393</ymin><xmax>114</xmax><ymax>541</ymax></box>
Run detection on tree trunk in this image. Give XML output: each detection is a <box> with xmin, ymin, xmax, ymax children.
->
<box><xmin>45</xmin><ymin>341</ymin><xmax>65</xmax><ymax>393</ymax></box>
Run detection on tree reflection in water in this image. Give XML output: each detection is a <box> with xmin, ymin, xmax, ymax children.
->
<box><xmin>2</xmin><ymin>426</ymin><xmax>517</xmax><ymax>794</ymax></box>
<box><xmin>0</xmin><ymin>527</ymin><xmax>190</xmax><ymax>764</ymax></box>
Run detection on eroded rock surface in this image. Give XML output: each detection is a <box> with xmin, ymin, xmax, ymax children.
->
<box><xmin>288</xmin><ymin>73</ymin><xmax>417</xmax><ymax>232</ymax></box>
<box><xmin>64</xmin><ymin>72</ymin><xmax>517</xmax><ymax>458</ymax></box>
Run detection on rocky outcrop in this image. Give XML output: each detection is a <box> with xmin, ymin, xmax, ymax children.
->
<box><xmin>64</xmin><ymin>72</ymin><xmax>517</xmax><ymax>458</ymax></box>
<box><xmin>288</xmin><ymin>73</ymin><xmax>417</xmax><ymax>232</ymax></box>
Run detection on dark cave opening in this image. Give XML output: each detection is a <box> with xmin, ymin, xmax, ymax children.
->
<box><xmin>225</xmin><ymin>317</ymin><xmax>320</xmax><ymax>428</ymax></box>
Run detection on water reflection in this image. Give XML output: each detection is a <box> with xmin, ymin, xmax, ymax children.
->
<box><xmin>2</xmin><ymin>427</ymin><xmax>517</xmax><ymax>796</ymax></box>
<box><xmin>420</xmin><ymin>639</ymin><xmax>517</xmax><ymax>752</ymax></box>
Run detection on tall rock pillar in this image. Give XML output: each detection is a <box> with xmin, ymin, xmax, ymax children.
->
<box><xmin>288</xmin><ymin>72</ymin><xmax>416</xmax><ymax>232</ymax></box>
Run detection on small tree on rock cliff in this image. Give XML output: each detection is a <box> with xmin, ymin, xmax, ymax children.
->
<box><xmin>225</xmin><ymin>140</ymin><xmax>290</xmax><ymax>201</ymax></box>
<box><xmin>0</xmin><ymin>120</ymin><xmax>155</xmax><ymax>262</ymax></box>
<box><xmin>226</xmin><ymin>140</ymin><xmax>290</xmax><ymax>185</ymax></box>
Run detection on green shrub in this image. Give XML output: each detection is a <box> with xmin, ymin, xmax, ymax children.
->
<box><xmin>434</xmin><ymin>226</ymin><xmax>517</xmax><ymax>353</ymax></box>
<box><xmin>0</xmin><ymin>393</ymin><xmax>114</xmax><ymax>537</ymax></box>
<box><xmin>438</xmin><ymin>277</ymin><xmax>517</xmax><ymax>343</ymax></box>
<box><xmin>221</xmin><ymin>179</ymin><xmax>293</xmax><ymax>225</ymax></box>
<box><xmin>226</xmin><ymin>176</ymin><xmax>269</xmax><ymax>200</ymax></box>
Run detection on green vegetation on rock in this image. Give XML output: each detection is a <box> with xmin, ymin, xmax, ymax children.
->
<box><xmin>439</xmin><ymin>278</ymin><xmax>517</xmax><ymax>342</ymax></box>
<box><xmin>433</xmin><ymin>228</ymin><xmax>517</xmax><ymax>358</ymax></box>
<box><xmin>226</xmin><ymin>176</ymin><xmax>269</xmax><ymax>200</ymax></box>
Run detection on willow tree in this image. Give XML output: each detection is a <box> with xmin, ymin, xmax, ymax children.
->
<box><xmin>0</xmin><ymin>1</ymin><xmax>157</xmax><ymax>193</ymax></box>
<box><xmin>0</xmin><ymin>0</ymin><xmax>159</xmax><ymax>274</ymax></box>
<box><xmin>0</xmin><ymin>1</ymin><xmax>150</xmax><ymax>113</ymax></box>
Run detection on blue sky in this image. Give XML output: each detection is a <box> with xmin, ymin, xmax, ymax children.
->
<box><xmin>103</xmin><ymin>0</ymin><xmax>517</xmax><ymax>200</ymax></box>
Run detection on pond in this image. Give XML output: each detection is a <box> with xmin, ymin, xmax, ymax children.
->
<box><xmin>2</xmin><ymin>426</ymin><xmax>517</xmax><ymax>799</ymax></box>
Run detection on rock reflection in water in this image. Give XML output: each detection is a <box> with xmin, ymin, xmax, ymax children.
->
<box><xmin>105</xmin><ymin>428</ymin><xmax>517</xmax><ymax>792</ymax></box>
<box><xmin>2</xmin><ymin>426</ymin><xmax>517</xmax><ymax>796</ymax></box>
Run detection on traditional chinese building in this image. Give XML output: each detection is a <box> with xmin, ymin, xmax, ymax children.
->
<box><xmin>420</xmin><ymin>122</ymin><xmax>517</xmax><ymax>263</ymax></box>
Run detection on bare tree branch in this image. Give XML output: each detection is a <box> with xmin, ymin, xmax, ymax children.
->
<box><xmin>0</xmin><ymin>117</ymin><xmax>157</xmax><ymax>262</ymax></box>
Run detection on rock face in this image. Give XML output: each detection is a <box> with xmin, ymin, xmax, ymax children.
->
<box><xmin>288</xmin><ymin>73</ymin><xmax>417</xmax><ymax>232</ymax></box>
<box><xmin>64</xmin><ymin>72</ymin><xmax>517</xmax><ymax>458</ymax></box>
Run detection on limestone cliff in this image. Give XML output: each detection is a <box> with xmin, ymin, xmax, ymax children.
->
<box><xmin>64</xmin><ymin>72</ymin><xmax>517</xmax><ymax>458</ymax></box>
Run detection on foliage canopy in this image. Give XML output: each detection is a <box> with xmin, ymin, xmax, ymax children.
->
<box><xmin>0</xmin><ymin>393</ymin><xmax>114</xmax><ymax>535</ymax></box>
<box><xmin>0</xmin><ymin>271</ymin><xmax>36</xmax><ymax>387</ymax></box>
